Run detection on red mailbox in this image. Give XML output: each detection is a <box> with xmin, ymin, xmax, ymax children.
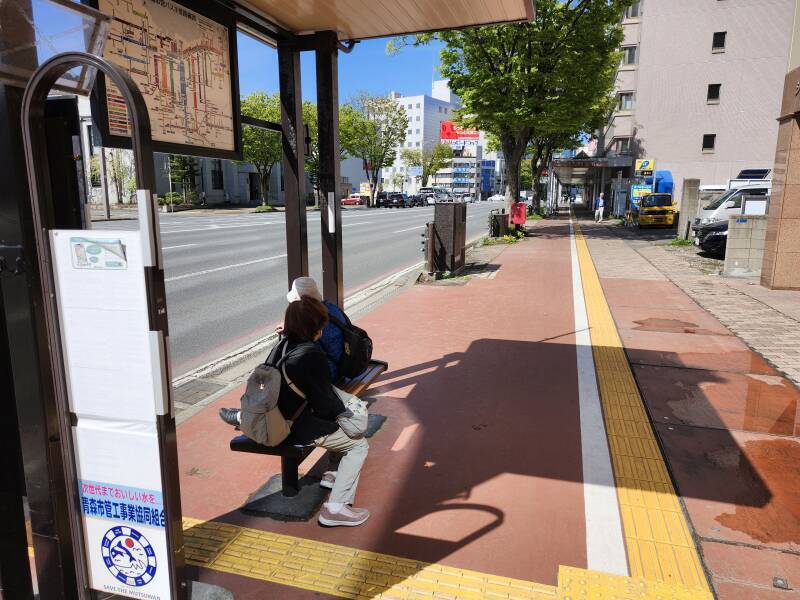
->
<box><xmin>511</xmin><ymin>202</ymin><xmax>527</xmax><ymax>226</ymax></box>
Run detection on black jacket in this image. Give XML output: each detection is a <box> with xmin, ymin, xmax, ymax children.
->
<box><xmin>269</xmin><ymin>337</ymin><xmax>346</xmax><ymax>444</ymax></box>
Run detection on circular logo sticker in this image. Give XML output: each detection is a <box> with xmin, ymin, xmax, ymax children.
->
<box><xmin>101</xmin><ymin>526</ymin><xmax>157</xmax><ymax>587</ymax></box>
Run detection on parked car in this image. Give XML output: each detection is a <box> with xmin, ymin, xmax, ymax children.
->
<box><xmin>458</xmin><ymin>194</ymin><xmax>477</xmax><ymax>203</ymax></box>
<box><xmin>375</xmin><ymin>191</ymin><xmax>390</xmax><ymax>208</ymax></box>
<box><xmin>342</xmin><ymin>194</ymin><xmax>364</xmax><ymax>206</ymax></box>
<box><xmin>693</xmin><ymin>183</ymin><xmax>771</xmax><ymax>229</ymax></box>
<box><xmin>408</xmin><ymin>194</ymin><xmax>425</xmax><ymax>207</ymax></box>
<box><xmin>388</xmin><ymin>193</ymin><xmax>410</xmax><ymax>208</ymax></box>
<box><xmin>636</xmin><ymin>193</ymin><xmax>678</xmax><ymax>228</ymax></box>
<box><xmin>694</xmin><ymin>220</ymin><xmax>728</xmax><ymax>256</ymax></box>
<box><xmin>488</xmin><ymin>194</ymin><xmax>505</xmax><ymax>202</ymax></box>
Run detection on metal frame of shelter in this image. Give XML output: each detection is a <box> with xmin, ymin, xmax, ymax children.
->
<box><xmin>0</xmin><ymin>2</ymin><xmax>346</xmax><ymax>597</ymax></box>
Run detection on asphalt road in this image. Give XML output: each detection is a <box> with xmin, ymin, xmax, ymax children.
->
<box><xmin>95</xmin><ymin>201</ymin><xmax>502</xmax><ymax>375</ymax></box>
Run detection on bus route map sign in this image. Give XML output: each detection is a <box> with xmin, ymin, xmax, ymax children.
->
<box><xmin>98</xmin><ymin>0</ymin><xmax>236</xmax><ymax>153</ymax></box>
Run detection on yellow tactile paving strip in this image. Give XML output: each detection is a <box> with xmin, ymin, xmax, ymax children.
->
<box><xmin>573</xmin><ymin>221</ymin><xmax>711</xmax><ymax>595</ymax></box>
<box><xmin>182</xmin><ymin>517</ymin><xmax>558</xmax><ymax>599</ymax></box>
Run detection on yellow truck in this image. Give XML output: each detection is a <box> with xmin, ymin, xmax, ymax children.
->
<box><xmin>636</xmin><ymin>193</ymin><xmax>678</xmax><ymax>228</ymax></box>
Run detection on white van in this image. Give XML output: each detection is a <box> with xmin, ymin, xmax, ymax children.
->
<box><xmin>693</xmin><ymin>183</ymin><xmax>771</xmax><ymax>228</ymax></box>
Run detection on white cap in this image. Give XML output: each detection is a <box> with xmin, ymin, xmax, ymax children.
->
<box><xmin>286</xmin><ymin>277</ymin><xmax>322</xmax><ymax>303</ymax></box>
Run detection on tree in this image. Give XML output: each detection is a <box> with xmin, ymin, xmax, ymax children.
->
<box><xmin>392</xmin><ymin>0</ymin><xmax>628</xmax><ymax>210</ymax></box>
<box><xmin>165</xmin><ymin>154</ymin><xmax>198</xmax><ymax>203</ymax></box>
<box><xmin>339</xmin><ymin>92</ymin><xmax>408</xmax><ymax>207</ymax></box>
<box><xmin>106</xmin><ymin>148</ymin><xmax>134</xmax><ymax>205</ymax></box>
<box><xmin>241</xmin><ymin>92</ymin><xmax>282</xmax><ymax>206</ymax></box>
<box><xmin>389</xmin><ymin>172</ymin><xmax>405</xmax><ymax>191</ymax></box>
<box><xmin>400</xmin><ymin>143</ymin><xmax>454</xmax><ymax>187</ymax></box>
<box><xmin>303</xmin><ymin>101</ymin><xmax>349</xmax><ymax>202</ymax></box>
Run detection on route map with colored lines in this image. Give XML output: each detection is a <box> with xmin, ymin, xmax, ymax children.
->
<box><xmin>99</xmin><ymin>0</ymin><xmax>235</xmax><ymax>151</ymax></box>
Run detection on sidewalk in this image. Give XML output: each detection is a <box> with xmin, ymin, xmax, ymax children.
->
<box><xmin>172</xmin><ymin>215</ymin><xmax>798</xmax><ymax>599</ymax></box>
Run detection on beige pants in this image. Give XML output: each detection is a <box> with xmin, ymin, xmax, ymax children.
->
<box><xmin>595</xmin><ymin>207</ymin><xmax>604</xmax><ymax>222</ymax></box>
<box><xmin>316</xmin><ymin>429</ymin><xmax>368</xmax><ymax>504</ymax></box>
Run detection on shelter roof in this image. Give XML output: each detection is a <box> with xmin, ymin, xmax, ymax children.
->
<box><xmin>241</xmin><ymin>0</ymin><xmax>535</xmax><ymax>40</ymax></box>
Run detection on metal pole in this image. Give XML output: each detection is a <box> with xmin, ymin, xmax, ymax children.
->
<box><xmin>99</xmin><ymin>147</ymin><xmax>110</xmax><ymax>220</ymax></box>
<box><xmin>315</xmin><ymin>31</ymin><xmax>344</xmax><ymax>307</ymax></box>
<box><xmin>278</xmin><ymin>40</ymin><xmax>309</xmax><ymax>287</ymax></box>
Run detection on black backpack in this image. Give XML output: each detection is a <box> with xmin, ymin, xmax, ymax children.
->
<box><xmin>328</xmin><ymin>313</ymin><xmax>373</xmax><ymax>378</ymax></box>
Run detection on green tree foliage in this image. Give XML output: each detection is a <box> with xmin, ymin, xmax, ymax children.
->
<box><xmin>392</xmin><ymin>0</ymin><xmax>628</xmax><ymax>209</ymax></box>
<box><xmin>302</xmin><ymin>101</ymin><xmax>349</xmax><ymax>202</ymax></box>
<box><xmin>389</xmin><ymin>172</ymin><xmax>405</xmax><ymax>191</ymax></box>
<box><xmin>339</xmin><ymin>92</ymin><xmax>408</xmax><ymax>206</ymax></box>
<box><xmin>166</xmin><ymin>154</ymin><xmax>198</xmax><ymax>203</ymax></box>
<box><xmin>401</xmin><ymin>143</ymin><xmax>454</xmax><ymax>187</ymax></box>
<box><xmin>241</xmin><ymin>92</ymin><xmax>282</xmax><ymax>206</ymax></box>
<box><xmin>106</xmin><ymin>148</ymin><xmax>134</xmax><ymax>205</ymax></box>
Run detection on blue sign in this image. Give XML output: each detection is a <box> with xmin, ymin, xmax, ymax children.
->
<box><xmin>80</xmin><ymin>479</ymin><xmax>165</xmax><ymax>529</ymax></box>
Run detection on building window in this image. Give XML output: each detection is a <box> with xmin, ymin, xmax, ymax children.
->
<box><xmin>416</xmin><ymin>128</ymin><xmax>420</xmax><ymax>134</ymax></box>
<box><xmin>416</xmin><ymin>103</ymin><xmax>420</xmax><ymax>108</ymax></box>
<box><xmin>712</xmin><ymin>31</ymin><xmax>726</xmax><ymax>52</ymax></box>
<box><xmin>618</xmin><ymin>92</ymin><xmax>635</xmax><ymax>111</ymax></box>
<box><xmin>416</xmin><ymin>142</ymin><xmax>420</xmax><ymax>147</ymax></box>
<box><xmin>707</xmin><ymin>83</ymin><xmax>722</xmax><ymax>103</ymax></box>
<box><xmin>621</xmin><ymin>46</ymin><xmax>638</xmax><ymax>66</ymax></box>
<box><xmin>438</xmin><ymin>106</ymin><xmax>442</xmax><ymax>113</ymax></box>
<box><xmin>416</xmin><ymin>116</ymin><xmax>420</xmax><ymax>121</ymax></box>
<box><xmin>623</xmin><ymin>2</ymin><xmax>640</xmax><ymax>19</ymax></box>
<box><xmin>614</xmin><ymin>137</ymin><xmax>632</xmax><ymax>154</ymax></box>
<box><xmin>702</xmin><ymin>134</ymin><xmax>716</xmax><ymax>153</ymax></box>
<box><xmin>211</xmin><ymin>159</ymin><xmax>224</xmax><ymax>189</ymax></box>
<box><xmin>444</xmin><ymin>108</ymin><xmax>448</xmax><ymax>114</ymax></box>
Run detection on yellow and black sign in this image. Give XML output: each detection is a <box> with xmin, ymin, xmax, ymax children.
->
<box><xmin>635</xmin><ymin>159</ymin><xmax>655</xmax><ymax>176</ymax></box>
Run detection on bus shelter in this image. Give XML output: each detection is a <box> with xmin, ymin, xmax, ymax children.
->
<box><xmin>0</xmin><ymin>0</ymin><xmax>535</xmax><ymax>597</ymax></box>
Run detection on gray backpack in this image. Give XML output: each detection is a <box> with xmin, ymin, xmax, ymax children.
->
<box><xmin>239</xmin><ymin>341</ymin><xmax>307</xmax><ymax>447</ymax></box>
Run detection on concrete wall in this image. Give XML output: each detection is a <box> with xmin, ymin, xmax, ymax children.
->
<box><xmin>607</xmin><ymin>0</ymin><xmax>795</xmax><ymax>206</ymax></box>
<box><xmin>724</xmin><ymin>215</ymin><xmax>768</xmax><ymax>277</ymax></box>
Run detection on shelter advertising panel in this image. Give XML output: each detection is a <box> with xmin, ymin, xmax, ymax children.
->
<box><xmin>51</xmin><ymin>228</ymin><xmax>171</xmax><ymax>599</ymax></box>
<box><xmin>90</xmin><ymin>0</ymin><xmax>241</xmax><ymax>159</ymax></box>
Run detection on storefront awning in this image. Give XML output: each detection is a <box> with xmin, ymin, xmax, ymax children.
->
<box><xmin>242</xmin><ymin>0</ymin><xmax>535</xmax><ymax>40</ymax></box>
<box><xmin>551</xmin><ymin>156</ymin><xmax>633</xmax><ymax>185</ymax></box>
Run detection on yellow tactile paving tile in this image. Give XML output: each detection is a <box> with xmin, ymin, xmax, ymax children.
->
<box><xmin>573</xmin><ymin>222</ymin><xmax>711</xmax><ymax>596</ymax></box>
<box><xmin>182</xmin><ymin>517</ymin><xmax>558</xmax><ymax>599</ymax></box>
<box><xmin>557</xmin><ymin>566</ymin><xmax>709</xmax><ymax>599</ymax></box>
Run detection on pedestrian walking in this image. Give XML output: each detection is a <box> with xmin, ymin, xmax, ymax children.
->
<box><xmin>594</xmin><ymin>192</ymin><xmax>606</xmax><ymax>222</ymax></box>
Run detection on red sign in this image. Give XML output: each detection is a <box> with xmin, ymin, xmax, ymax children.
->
<box><xmin>439</xmin><ymin>121</ymin><xmax>479</xmax><ymax>141</ymax></box>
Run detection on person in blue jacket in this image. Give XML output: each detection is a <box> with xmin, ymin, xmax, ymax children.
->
<box><xmin>286</xmin><ymin>277</ymin><xmax>347</xmax><ymax>381</ymax></box>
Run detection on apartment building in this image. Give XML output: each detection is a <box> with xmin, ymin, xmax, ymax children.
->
<box><xmin>603</xmin><ymin>0</ymin><xmax>795</xmax><ymax>197</ymax></box>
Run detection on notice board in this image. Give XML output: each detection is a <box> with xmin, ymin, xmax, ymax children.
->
<box><xmin>51</xmin><ymin>229</ymin><xmax>171</xmax><ymax>599</ymax></box>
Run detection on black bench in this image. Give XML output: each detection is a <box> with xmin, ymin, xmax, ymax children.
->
<box><xmin>229</xmin><ymin>359</ymin><xmax>388</xmax><ymax>497</ymax></box>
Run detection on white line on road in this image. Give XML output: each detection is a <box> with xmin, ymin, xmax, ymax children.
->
<box><xmin>162</xmin><ymin>244</ymin><xmax>197</xmax><ymax>250</ymax></box>
<box><xmin>165</xmin><ymin>254</ymin><xmax>287</xmax><ymax>282</ymax></box>
<box><xmin>341</xmin><ymin>221</ymin><xmax>368</xmax><ymax>227</ymax></box>
<box><xmin>393</xmin><ymin>225</ymin><xmax>426</xmax><ymax>234</ymax></box>
<box><xmin>161</xmin><ymin>222</ymin><xmax>276</xmax><ymax>234</ymax></box>
<box><xmin>569</xmin><ymin>218</ymin><xmax>628</xmax><ymax>576</ymax></box>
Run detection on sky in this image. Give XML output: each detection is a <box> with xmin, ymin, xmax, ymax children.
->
<box><xmin>236</xmin><ymin>33</ymin><xmax>446</xmax><ymax>103</ymax></box>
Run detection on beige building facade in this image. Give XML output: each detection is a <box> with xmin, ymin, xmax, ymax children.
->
<box><xmin>605</xmin><ymin>0</ymin><xmax>795</xmax><ymax>195</ymax></box>
<box><xmin>762</xmin><ymin>0</ymin><xmax>800</xmax><ymax>288</ymax></box>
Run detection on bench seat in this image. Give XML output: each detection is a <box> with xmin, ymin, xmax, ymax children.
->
<box><xmin>229</xmin><ymin>358</ymin><xmax>388</xmax><ymax>497</ymax></box>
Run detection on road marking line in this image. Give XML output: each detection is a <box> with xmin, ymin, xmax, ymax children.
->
<box><xmin>573</xmin><ymin>218</ymin><xmax>711</xmax><ymax>594</ymax></box>
<box><xmin>165</xmin><ymin>254</ymin><xmax>286</xmax><ymax>282</ymax></box>
<box><xmin>393</xmin><ymin>225</ymin><xmax>426</xmax><ymax>233</ymax></box>
<box><xmin>162</xmin><ymin>244</ymin><xmax>196</xmax><ymax>250</ymax></box>
<box><xmin>569</xmin><ymin>219</ymin><xmax>628</xmax><ymax>576</ymax></box>
<box><xmin>162</xmin><ymin>223</ymin><xmax>276</xmax><ymax>234</ymax></box>
<box><xmin>341</xmin><ymin>221</ymin><xmax>368</xmax><ymax>227</ymax></box>
<box><xmin>182</xmin><ymin>517</ymin><xmax>558</xmax><ymax>599</ymax></box>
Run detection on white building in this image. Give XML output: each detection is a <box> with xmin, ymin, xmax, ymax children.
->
<box><xmin>602</xmin><ymin>0</ymin><xmax>795</xmax><ymax>196</ymax></box>
<box><xmin>382</xmin><ymin>81</ymin><xmax>464</xmax><ymax>195</ymax></box>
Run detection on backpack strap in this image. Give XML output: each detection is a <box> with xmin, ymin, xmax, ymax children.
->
<box><xmin>277</xmin><ymin>342</ymin><xmax>309</xmax><ymax>421</ymax></box>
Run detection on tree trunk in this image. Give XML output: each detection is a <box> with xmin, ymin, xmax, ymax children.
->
<box><xmin>501</xmin><ymin>132</ymin><xmax>526</xmax><ymax>214</ymax></box>
<box><xmin>260</xmin><ymin>171</ymin><xmax>270</xmax><ymax>206</ymax></box>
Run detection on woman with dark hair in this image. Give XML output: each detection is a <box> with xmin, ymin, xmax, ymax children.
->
<box><xmin>219</xmin><ymin>296</ymin><xmax>370</xmax><ymax>527</ymax></box>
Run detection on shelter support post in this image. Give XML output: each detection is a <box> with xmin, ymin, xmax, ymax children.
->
<box><xmin>0</xmin><ymin>84</ymin><xmax>80</xmax><ymax>599</ymax></box>
<box><xmin>315</xmin><ymin>31</ymin><xmax>344</xmax><ymax>307</ymax></box>
<box><xmin>278</xmin><ymin>41</ymin><xmax>309</xmax><ymax>288</ymax></box>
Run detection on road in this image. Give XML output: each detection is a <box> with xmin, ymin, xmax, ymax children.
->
<box><xmin>95</xmin><ymin>201</ymin><xmax>502</xmax><ymax>375</ymax></box>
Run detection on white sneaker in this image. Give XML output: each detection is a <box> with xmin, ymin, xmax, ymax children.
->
<box><xmin>318</xmin><ymin>505</ymin><xmax>370</xmax><ymax>527</ymax></box>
